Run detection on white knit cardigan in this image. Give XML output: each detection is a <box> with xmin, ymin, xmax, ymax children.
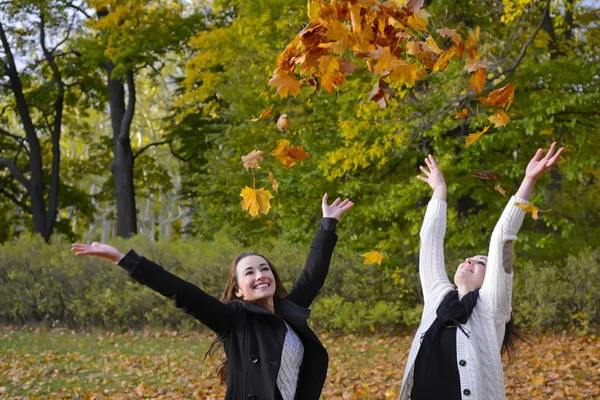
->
<box><xmin>399</xmin><ymin>196</ymin><xmax>528</xmax><ymax>400</ymax></box>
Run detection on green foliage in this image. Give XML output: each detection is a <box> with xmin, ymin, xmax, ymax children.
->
<box><xmin>1</xmin><ymin>234</ymin><xmax>598</xmax><ymax>333</ymax></box>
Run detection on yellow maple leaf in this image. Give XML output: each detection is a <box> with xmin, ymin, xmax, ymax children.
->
<box><xmin>515</xmin><ymin>202</ymin><xmax>551</xmax><ymax>220</ymax></box>
<box><xmin>307</xmin><ymin>0</ymin><xmax>321</xmax><ymax>24</ymax></box>
<box><xmin>389</xmin><ymin>61</ymin><xmax>418</xmax><ymax>85</ymax></box>
<box><xmin>268</xmin><ymin>68</ymin><xmax>302</xmax><ymax>98</ymax></box>
<box><xmin>433</xmin><ymin>45</ymin><xmax>457</xmax><ymax>72</ymax></box>
<box><xmin>241</xmin><ymin>187</ymin><xmax>274</xmax><ymax>217</ymax></box>
<box><xmin>465</xmin><ymin>125</ymin><xmax>490</xmax><ymax>146</ymax></box>
<box><xmin>488</xmin><ymin>109</ymin><xmax>510</xmax><ymax>127</ymax></box>
<box><xmin>362</xmin><ymin>250</ymin><xmax>384</xmax><ymax>265</ymax></box>
<box><xmin>469</xmin><ymin>68</ymin><xmax>486</xmax><ymax>94</ymax></box>
<box><xmin>423</xmin><ymin>35</ymin><xmax>441</xmax><ymax>54</ymax></box>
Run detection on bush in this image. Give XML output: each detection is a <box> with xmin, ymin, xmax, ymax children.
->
<box><xmin>0</xmin><ymin>233</ymin><xmax>411</xmax><ymax>332</ymax></box>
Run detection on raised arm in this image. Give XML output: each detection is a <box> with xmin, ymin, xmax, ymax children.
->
<box><xmin>286</xmin><ymin>194</ymin><xmax>354</xmax><ymax>308</ymax></box>
<box><xmin>481</xmin><ymin>142</ymin><xmax>564</xmax><ymax>321</ymax></box>
<box><xmin>71</xmin><ymin>243</ymin><xmax>239</xmax><ymax>337</ymax></box>
<box><xmin>417</xmin><ymin>155</ymin><xmax>454</xmax><ymax>304</ymax></box>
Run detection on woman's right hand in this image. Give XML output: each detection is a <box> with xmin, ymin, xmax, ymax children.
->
<box><xmin>417</xmin><ymin>155</ymin><xmax>447</xmax><ymax>200</ymax></box>
<box><xmin>71</xmin><ymin>242</ymin><xmax>125</xmax><ymax>264</ymax></box>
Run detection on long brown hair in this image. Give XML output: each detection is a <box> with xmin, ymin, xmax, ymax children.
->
<box><xmin>204</xmin><ymin>251</ymin><xmax>288</xmax><ymax>385</ymax></box>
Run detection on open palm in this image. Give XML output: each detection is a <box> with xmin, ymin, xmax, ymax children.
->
<box><xmin>417</xmin><ymin>154</ymin><xmax>446</xmax><ymax>190</ymax></box>
<box><xmin>322</xmin><ymin>193</ymin><xmax>354</xmax><ymax>220</ymax></box>
<box><xmin>525</xmin><ymin>142</ymin><xmax>564</xmax><ymax>180</ymax></box>
<box><xmin>71</xmin><ymin>242</ymin><xmax>124</xmax><ymax>264</ymax></box>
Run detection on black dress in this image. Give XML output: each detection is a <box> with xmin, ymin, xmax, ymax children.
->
<box><xmin>410</xmin><ymin>325</ymin><xmax>461</xmax><ymax>400</ymax></box>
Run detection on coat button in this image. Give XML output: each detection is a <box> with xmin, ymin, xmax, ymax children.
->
<box><xmin>249</xmin><ymin>355</ymin><xmax>259</xmax><ymax>365</ymax></box>
<box><xmin>459</xmin><ymin>359</ymin><xmax>467</xmax><ymax>366</ymax></box>
<box><xmin>463</xmin><ymin>389</ymin><xmax>471</xmax><ymax>396</ymax></box>
<box><xmin>247</xmin><ymin>395</ymin><xmax>257</xmax><ymax>400</ymax></box>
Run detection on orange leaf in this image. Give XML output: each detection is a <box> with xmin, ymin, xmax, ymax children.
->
<box><xmin>267</xmin><ymin>171</ymin><xmax>279</xmax><ymax>193</ymax></box>
<box><xmin>241</xmin><ymin>149</ymin><xmax>264</xmax><ymax>170</ymax></box>
<box><xmin>362</xmin><ymin>250</ymin><xmax>384</xmax><ymax>265</ymax></box>
<box><xmin>494</xmin><ymin>185</ymin><xmax>507</xmax><ymax>197</ymax></box>
<box><xmin>465</xmin><ymin>125</ymin><xmax>490</xmax><ymax>146</ymax></box>
<box><xmin>472</xmin><ymin>170</ymin><xmax>501</xmax><ymax>180</ymax></box>
<box><xmin>276</xmin><ymin>114</ymin><xmax>291</xmax><ymax>132</ymax></box>
<box><xmin>454</xmin><ymin>108</ymin><xmax>468</xmax><ymax>119</ymax></box>
<box><xmin>433</xmin><ymin>45</ymin><xmax>457</xmax><ymax>72</ymax></box>
<box><xmin>478</xmin><ymin>83</ymin><xmax>515</xmax><ymax>109</ymax></box>
<box><xmin>515</xmin><ymin>202</ymin><xmax>551</xmax><ymax>220</ymax></box>
<box><xmin>488</xmin><ymin>109</ymin><xmax>510</xmax><ymax>127</ymax></box>
<box><xmin>268</xmin><ymin>68</ymin><xmax>302</xmax><ymax>98</ymax></box>
<box><xmin>469</xmin><ymin>68</ymin><xmax>486</xmax><ymax>94</ymax></box>
<box><xmin>271</xmin><ymin>139</ymin><xmax>310</xmax><ymax>168</ymax></box>
<box><xmin>241</xmin><ymin>187</ymin><xmax>274</xmax><ymax>217</ymax></box>
<box><xmin>250</xmin><ymin>106</ymin><xmax>273</xmax><ymax>122</ymax></box>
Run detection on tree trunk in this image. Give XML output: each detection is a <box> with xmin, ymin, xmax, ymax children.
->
<box><xmin>106</xmin><ymin>62</ymin><xmax>138</xmax><ymax>237</ymax></box>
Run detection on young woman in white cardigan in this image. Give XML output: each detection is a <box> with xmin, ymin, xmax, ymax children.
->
<box><xmin>399</xmin><ymin>142</ymin><xmax>564</xmax><ymax>400</ymax></box>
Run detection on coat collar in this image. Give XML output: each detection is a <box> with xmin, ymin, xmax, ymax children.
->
<box><xmin>226</xmin><ymin>297</ymin><xmax>311</xmax><ymax>328</ymax></box>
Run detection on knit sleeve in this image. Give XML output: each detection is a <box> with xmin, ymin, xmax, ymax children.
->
<box><xmin>419</xmin><ymin>199</ymin><xmax>453</xmax><ymax>304</ymax></box>
<box><xmin>480</xmin><ymin>196</ymin><xmax>527</xmax><ymax>322</ymax></box>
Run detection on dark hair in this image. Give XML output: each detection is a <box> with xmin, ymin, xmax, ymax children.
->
<box><xmin>204</xmin><ymin>252</ymin><xmax>288</xmax><ymax>385</ymax></box>
<box><xmin>501</xmin><ymin>318</ymin><xmax>531</xmax><ymax>361</ymax></box>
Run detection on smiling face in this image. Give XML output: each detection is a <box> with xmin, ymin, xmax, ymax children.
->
<box><xmin>454</xmin><ymin>255</ymin><xmax>488</xmax><ymax>290</ymax></box>
<box><xmin>234</xmin><ymin>255</ymin><xmax>277</xmax><ymax>302</ymax></box>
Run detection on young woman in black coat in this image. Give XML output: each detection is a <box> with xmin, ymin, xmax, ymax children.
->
<box><xmin>71</xmin><ymin>194</ymin><xmax>353</xmax><ymax>400</ymax></box>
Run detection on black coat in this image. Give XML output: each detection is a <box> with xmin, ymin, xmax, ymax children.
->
<box><xmin>118</xmin><ymin>221</ymin><xmax>338</xmax><ymax>400</ymax></box>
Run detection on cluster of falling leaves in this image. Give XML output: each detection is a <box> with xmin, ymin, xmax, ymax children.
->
<box><xmin>2</xmin><ymin>327</ymin><xmax>599</xmax><ymax>399</ymax></box>
<box><xmin>241</xmin><ymin>109</ymin><xmax>309</xmax><ymax>217</ymax></box>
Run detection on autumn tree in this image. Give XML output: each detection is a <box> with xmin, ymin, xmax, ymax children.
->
<box><xmin>0</xmin><ymin>0</ymin><xmax>90</xmax><ymax>242</ymax></box>
<box><xmin>72</xmin><ymin>0</ymin><xmax>204</xmax><ymax>237</ymax></box>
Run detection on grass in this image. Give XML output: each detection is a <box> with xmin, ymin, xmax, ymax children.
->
<box><xmin>1</xmin><ymin>327</ymin><xmax>599</xmax><ymax>399</ymax></box>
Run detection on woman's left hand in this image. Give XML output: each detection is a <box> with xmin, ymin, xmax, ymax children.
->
<box><xmin>322</xmin><ymin>193</ymin><xmax>354</xmax><ymax>220</ymax></box>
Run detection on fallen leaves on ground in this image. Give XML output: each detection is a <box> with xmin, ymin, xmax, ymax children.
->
<box><xmin>1</xmin><ymin>328</ymin><xmax>599</xmax><ymax>399</ymax></box>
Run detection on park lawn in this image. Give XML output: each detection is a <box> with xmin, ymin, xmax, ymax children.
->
<box><xmin>0</xmin><ymin>327</ymin><xmax>599</xmax><ymax>399</ymax></box>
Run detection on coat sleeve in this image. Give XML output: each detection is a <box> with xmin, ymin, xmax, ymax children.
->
<box><xmin>285</xmin><ymin>218</ymin><xmax>338</xmax><ymax>309</ymax></box>
<box><xmin>480</xmin><ymin>196</ymin><xmax>527</xmax><ymax>322</ymax></box>
<box><xmin>419</xmin><ymin>199</ymin><xmax>454</xmax><ymax>305</ymax></box>
<box><xmin>119</xmin><ymin>250</ymin><xmax>240</xmax><ymax>337</ymax></box>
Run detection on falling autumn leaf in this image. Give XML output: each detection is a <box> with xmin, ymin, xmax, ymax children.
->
<box><xmin>469</xmin><ymin>68</ymin><xmax>486</xmax><ymax>94</ymax></box>
<box><xmin>423</xmin><ymin>35</ymin><xmax>441</xmax><ymax>54</ymax></box>
<box><xmin>472</xmin><ymin>170</ymin><xmax>501</xmax><ymax>180</ymax></box>
<box><xmin>250</xmin><ymin>106</ymin><xmax>273</xmax><ymax>122</ymax></box>
<box><xmin>241</xmin><ymin>149</ymin><xmax>264</xmax><ymax>170</ymax></box>
<box><xmin>368</xmin><ymin>79</ymin><xmax>396</xmax><ymax>108</ymax></box>
<box><xmin>515</xmin><ymin>202</ymin><xmax>551</xmax><ymax>220</ymax></box>
<box><xmin>267</xmin><ymin>171</ymin><xmax>279</xmax><ymax>193</ymax></box>
<box><xmin>271</xmin><ymin>139</ymin><xmax>310</xmax><ymax>168</ymax></box>
<box><xmin>463</xmin><ymin>59</ymin><xmax>492</xmax><ymax>73</ymax></box>
<box><xmin>488</xmin><ymin>109</ymin><xmax>510</xmax><ymax>127</ymax></box>
<box><xmin>454</xmin><ymin>108</ymin><xmax>468</xmax><ymax>119</ymax></box>
<box><xmin>241</xmin><ymin>186</ymin><xmax>274</xmax><ymax>217</ymax></box>
<box><xmin>479</xmin><ymin>83</ymin><xmax>515</xmax><ymax>109</ymax></box>
<box><xmin>436</xmin><ymin>27</ymin><xmax>462</xmax><ymax>44</ymax></box>
<box><xmin>268</xmin><ymin>68</ymin><xmax>302</xmax><ymax>98</ymax></box>
<box><xmin>277</xmin><ymin>114</ymin><xmax>292</xmax><ymax>132</ymax></box>
<box><xmin>472</xmin><ymin>170</ymin><xmax>500</xmax><ymax>180</ymax></box>
<box><xmin>495</xmin><ymin>185</ymin><xmax>507</xmax><ymax>197</ymax></box>
<box><xmin>362</xmin><ymin>250</ymin><xmax>384</xmax><ymax>265</ymax></box>
<box><xmin>466</xmin><ymin>125</ymin><xmax>490</xmax><ymax>146</ymax></box>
